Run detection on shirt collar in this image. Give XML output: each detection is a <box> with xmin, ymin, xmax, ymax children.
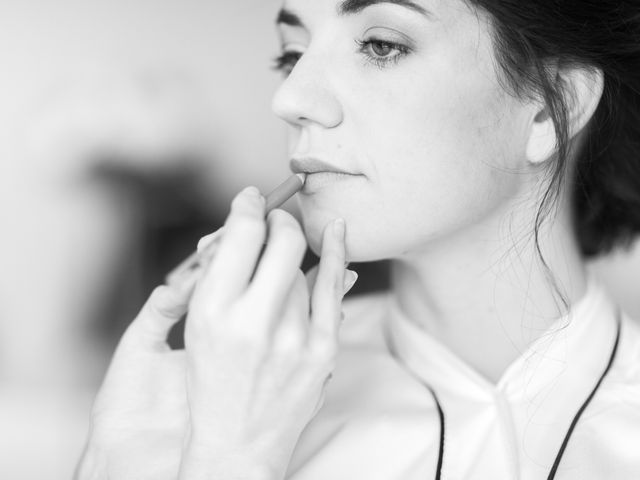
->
<box><xmin>383</xmin><ymin>277</ymin><xmax>621</xmax><ymax>473</ymax></box>
<box><xmin>383</xmin><ymin>276</ymin><xmax>619</xmax><ymax>404</ymax></box>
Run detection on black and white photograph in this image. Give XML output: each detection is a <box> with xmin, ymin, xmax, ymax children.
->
<box><xmin>2</xmin><ymin>1</ymin><xmax>640</xmax><ymax>479</ymax></box>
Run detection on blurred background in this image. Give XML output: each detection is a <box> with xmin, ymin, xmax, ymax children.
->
<box><xmin>0</xmin><ymin>1</ymin><xmax>638</xmax><ymax>479</ymax></box>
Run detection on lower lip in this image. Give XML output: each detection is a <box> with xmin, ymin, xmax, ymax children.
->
<box><xmin>301</xmin><ymin>172</ymin><xmax>361</xmax><ymax>193</ymax></box>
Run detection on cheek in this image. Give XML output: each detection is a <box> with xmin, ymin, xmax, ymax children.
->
<box><xmin>298</xmin><ymin>97</ymin><xmax>528</xmax><ymax>262</ymax></box>
<box><xmin>341</xmin><ymin>91</ymin><xmax>527</xmax><ymax>260</ymax></box>
<box><xmin>298</xmin><ymin>28</ymin><xmax>531</xmax><ymax>262</ymax></box>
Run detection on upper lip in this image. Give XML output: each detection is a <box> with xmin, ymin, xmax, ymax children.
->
<box><xmin>290</xmin><ymin>157</ymin><xmax>356</xmax><ymax>175</ymax></box>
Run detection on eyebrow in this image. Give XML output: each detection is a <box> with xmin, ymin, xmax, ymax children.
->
<box><xmin>337</xmin><ymin>0</ymin><xmax>431</xmax><ymax>17</ymax></box>
<box><xmin>276</xmin><ymin>0</ymin><xmax>431</xmax><ymax>28</ymax></box>
<box><xmin>276</xmin><ymin>8</ymin><xmax>304</xmax><ymax>27</ymax></box>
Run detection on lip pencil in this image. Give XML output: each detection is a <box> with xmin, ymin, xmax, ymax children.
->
<box><xmin>165</xmin><ymin>173</ymin><xmax>307</xmax><ymax>285</ymax></box>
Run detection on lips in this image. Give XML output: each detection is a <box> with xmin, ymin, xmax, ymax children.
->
<box><xmin>289</xmin><ymin>157</ymin><xmax>363</xmax><ymax>194</ymax></box>
<box><xmin>289</xmin><ymin>157</ymin><xmax>357</xmax><ymax>176</ymax></box>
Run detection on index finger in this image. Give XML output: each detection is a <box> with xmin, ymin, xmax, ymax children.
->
<box><xmin>191</xmin><ymin>187</ymin><xmax>267</xmax><ymax>314</ymax></box>
<box><xmin>309</xmin><ymin>219</ymin><xmax>347</xmax><ymax>345</ymax></box>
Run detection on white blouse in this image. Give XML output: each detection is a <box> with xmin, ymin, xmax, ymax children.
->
<box><xmin>285</xmin><ymin>279</ymin><xmax>640</xmax><ymax>479</ymax></box>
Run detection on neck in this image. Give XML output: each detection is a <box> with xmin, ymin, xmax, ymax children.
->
<box><xmin>389</xmin><ymin>193</ymin><xmax>587</xmax><ymax>384</ymax></box>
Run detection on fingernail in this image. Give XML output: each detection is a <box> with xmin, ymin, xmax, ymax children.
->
<box><xmin>333</xmin><ymin>218</ymin><xmax>345</xmax><ymax>240</ymax></box>
<box><xmin>197</xmin><ymin>233</ymin><xmax>217</xmax><ymax>253</ymax></box>
<box><xmin>342</xmin><ymin>269</ymin><xmax>358</xmax><ymax>295</ymax></box>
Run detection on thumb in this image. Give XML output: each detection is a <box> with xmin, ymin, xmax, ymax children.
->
<box><xmin>121</xmin><ymin>274</ymin><xmax>198</xmax><ymax>352</ymax></box>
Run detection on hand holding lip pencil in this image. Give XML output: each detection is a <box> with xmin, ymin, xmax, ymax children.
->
<box><xmin>77</xmin><ymin>171</ymin><xmax>359</xmax><ymax>480</ymax></box>
<box><xmin>165</xmin><ymin>172</ymin><xmax>308</xmax><ymax>286</ymax></box>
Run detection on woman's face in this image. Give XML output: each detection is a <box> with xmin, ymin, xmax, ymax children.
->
<box><xmin>272</xmin><ymin>0</ymin><xmax>537</xmax><ymax>262</ymax></box>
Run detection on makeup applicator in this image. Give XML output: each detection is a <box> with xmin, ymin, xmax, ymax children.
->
<box><xmin>165</xmin><ymin>173</ymin><xmax>307</xmax><ymax>285</ymax></box>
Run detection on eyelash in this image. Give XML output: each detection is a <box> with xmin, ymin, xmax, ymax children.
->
<box><xmin>272</xmin><ymin>39</ymin><xmax>411</xmax><ymax>75</ymax></box>
<box><xmin>272</xmin><ymin>51</ymin><xmax>302</xmax><ymax>75</ymax></box>
<box><xmin>355</xmin><ymin>39</ymin><xmax>411</xmax><ymax>69</ymax></box>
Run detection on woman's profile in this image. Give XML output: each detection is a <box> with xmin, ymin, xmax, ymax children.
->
<box><xmin>77</xmin><ymin>0</ymin><xmax>640</xmax><ymax>478</ymax></box>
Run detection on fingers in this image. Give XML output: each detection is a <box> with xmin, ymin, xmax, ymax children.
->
<box><xmin>197</xmin><ymin>228</ymin><xmax>225</xmax><ymax>255</ymax></box>
<box><xmin>123</xmin><ymin>275</ymin><xmax>198</xmax><ymax>351</ymax></box>
<box><xmin>192</xmin><ymin>187</ymin><xmax>267</xmax><ymax>311</ymax></box>
<box><xmin>272</xmin><ymin>270</ymin><xmax>310</xmax><ymax>350</ymax></box>
<box><xmin>307</xmin><ymin>264</ymin><xmax>358</xmax><ymax>298</ymax></box>
<box><xmin>309</xmin><ymin>219</ymin><xmax>347</xmax><ymax>346</ymax></box>
<box><xmin>305</xmin><ymin>265</ymin><xmax>320</xmax><ymax>301</ymax></box>
<box><xmin>248</xmin><ymin>209</ymin><xmax>308</xmax><ymax>322</ymax></box>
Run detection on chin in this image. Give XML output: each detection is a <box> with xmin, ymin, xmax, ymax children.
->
<box><xmin>302</xmin><ymin>217</ymin><xmax>394</xmax><ymax>264</ymax></box>
<box><xmin>301</xmin><ymin>219</ymin><xmax>325</xmax><ymax>258</ymax></box>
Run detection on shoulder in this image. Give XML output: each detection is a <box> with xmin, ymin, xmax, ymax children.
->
<box><xmin>608</xmin><ymin>312</ymin><xmax>640</xmax><ymax>386</ymax></box>
<box><xmin>591</xmin><ymin>311</ymin><xmax>640</xmax><ymax>409</ymax></box>
<box><xmin>583</xmin><ymin>312</ymin><xmax>640</xmax><ymax>435</ymax></box>
<box><xmin>571</xmin><ymin>314</ymin><xmax>640</xmax><ymax>477</ymax></box>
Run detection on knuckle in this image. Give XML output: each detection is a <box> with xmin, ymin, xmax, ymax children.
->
<box><xmin>316</xmin><ymin>268</ymin><xmax>342</xmax><ymax>296</ymax></box>
<box><xmin>228</xmin><ymin>214</ymin><xmax>267</xmax><ymax>240</ymax></box>
<box><xmin>226</xmin><ymin>318</ymin><xmax>269</xmax><ymax>350</ymax></box>
<box><xmin>148</xmin><ymin>286</ymin><xmax>181</xmax><ymax>318</ymax></box>
<box><xmin>310</xmin><ymin>335</ymin><xmax>338</xmax><ymax>364</ymax></box>
<box><xmin>269</xmin><ymin>209</ymin><xmax>300</xmax><ymax>230</ymax></box>
<box><xmin>148</xmin><ymin>285</ymin><xmax>167</xmax><ymax>304</ymax></box>
<box><xmin>270</xmin><ymin>212</ymin><xmax>306</xmax><ymax>249</ymax></box>
<box><xmin>275</xmin><ymin>328</ymin><xmax>305</xmax><ymax>354</ymax></box>
<box><xmin>185</xmin><ymin>297</ymin><xmax>223</xmax><ymax>330</ymax></box>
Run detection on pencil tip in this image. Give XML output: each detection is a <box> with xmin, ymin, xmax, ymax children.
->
<box><xmin>295</xmin><ymin>172</ymin><xmax>307</xmax><ymax>185</ymax></box>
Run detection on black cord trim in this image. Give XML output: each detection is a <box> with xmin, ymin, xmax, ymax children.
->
<box><xmin>426</xmin><ymin>385</ymin><xmax>445</xmax><ymax>480</ymax></box>
<box><xmin>547</xmin><ymin>308</ymin><xmax>622</xmax><ymax>479</ymax></box>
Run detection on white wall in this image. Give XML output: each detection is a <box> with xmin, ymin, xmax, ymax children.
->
<box><xmin>0</xmin><ymin>2</ymin><xmax>289</xmax><ymax>479</ymax></box>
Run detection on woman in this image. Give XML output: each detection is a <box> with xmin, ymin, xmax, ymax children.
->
<box><xmin>77</xmin><ymin>0</ymin><xmax>640</xmax><ymax>478</ymax></box>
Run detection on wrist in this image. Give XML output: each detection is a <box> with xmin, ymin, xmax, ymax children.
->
<box><xmin>179</xmin><ymin>426</ymin><xmax>296</xmax><ymax>480</ymax></box>
<box><xmin>179</xmin><ymin>446</ymin><xmax>281</xmax><ymax>480</ymax></box>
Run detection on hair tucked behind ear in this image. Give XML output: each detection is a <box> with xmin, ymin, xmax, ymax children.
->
<box><xmin>467</xmin><ymin>0</ymin><xmax>640</xmax><ymax>258</ymax></box>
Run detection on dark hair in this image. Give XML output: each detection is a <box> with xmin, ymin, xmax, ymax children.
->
<box><xmin>467</xmin><ymin>0</ymin><xmax>640</xmax><ymax>258</ymax></box>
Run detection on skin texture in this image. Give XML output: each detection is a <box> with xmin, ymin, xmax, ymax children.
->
<box><xmin>77</xmin><ymin>189</ymin><xmax>354</xmax><ymax>480</ymax></box>
<box><xmin>273</xmin><ymin>0</ymin><xmax>599</xmax><ymax>382</ymax></box>
<box><xmin>274</xmin><ymin>0</ymin><xmax>532</xmax><ymax>261</ymax></box>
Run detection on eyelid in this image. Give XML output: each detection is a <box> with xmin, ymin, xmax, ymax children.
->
<box><xmin>362</xmin><ymin>26</ymin><xmax>415</xmax><ymax>48</ymax></box>
<box><xmin>280</xmin><ymin>42</ymin><xmax>307</xmax><ymax>55</ymax></box>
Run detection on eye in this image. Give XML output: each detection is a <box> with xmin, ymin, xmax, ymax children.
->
<box><xmin>356</xmin><ymin>38</ymin><xmax>411</xmax><ymax>68</ymax></box>
<box><xmin>370</xmin><ymin>41</ymin><xmax>395</xmax><ymax>57</ymax></box>
<box><xmin>272</xmin><ymin>50</ymin><xmax>303</xmax><ymax>75</ymax></box>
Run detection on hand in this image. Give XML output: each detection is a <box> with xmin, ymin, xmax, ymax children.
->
<box><xmin>75</xmin><ymin>277</ymin><xmax>197</xmax><ymax>480</ymax></box>
<box><xmin>179</xmin><ymin>187</ymin><xmax>354</xmax><ymax>480</ymax></box>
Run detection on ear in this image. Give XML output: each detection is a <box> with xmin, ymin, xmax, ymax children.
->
<box><xmin>526</xmin><ymin>66</ymin><xmax>604</xmax><ymax>165</ymax></box>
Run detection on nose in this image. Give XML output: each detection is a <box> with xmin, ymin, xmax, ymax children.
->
<box><xmin>271</xmin><ymin>50</ymin><xmax>344</xmax><ymax>129</ymax></box>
